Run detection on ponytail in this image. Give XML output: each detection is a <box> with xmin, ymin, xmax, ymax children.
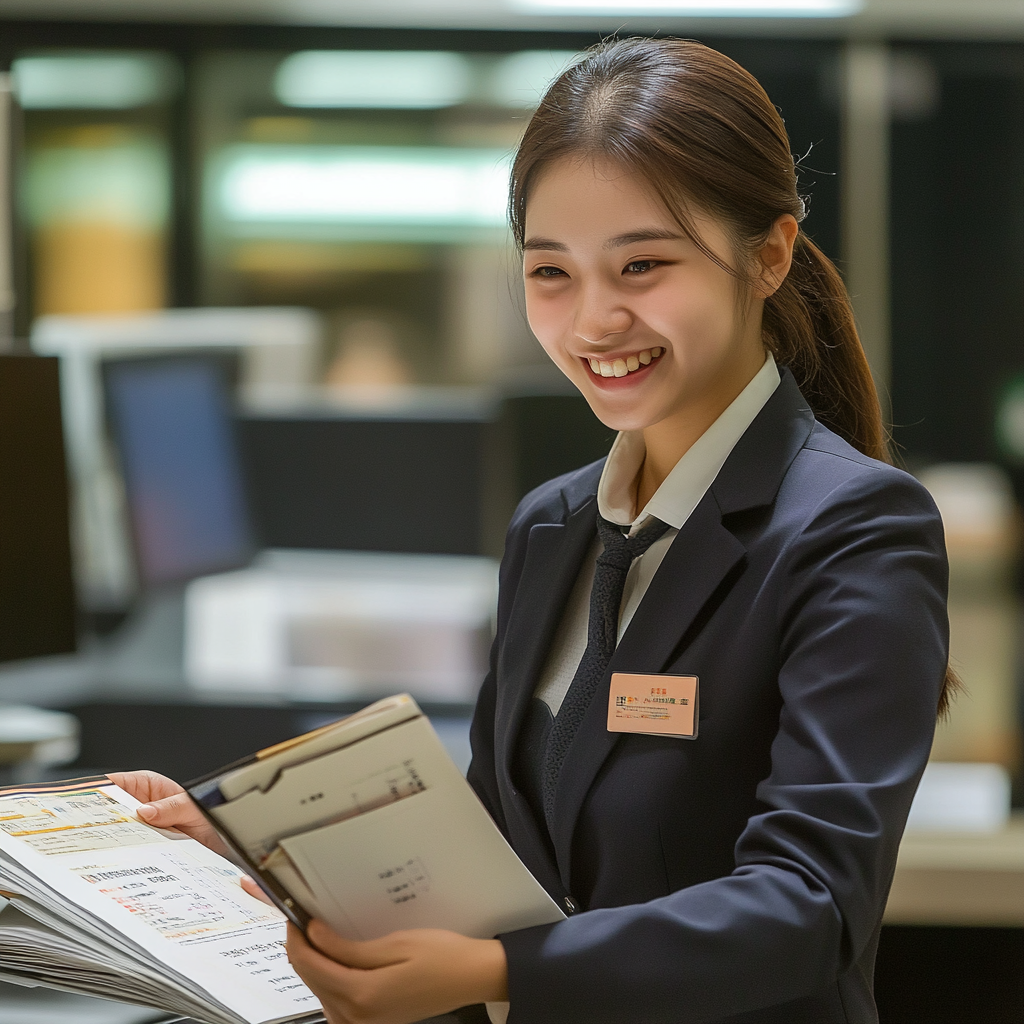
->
<box><xmin>763</xmin><ymin>232</ymin><xmax>890</xmax><ymax>465</ymax></box>
<box><xmin>762</xmin><ymin>233</ymin><xmax>960</xmax><ymax>716</ymax></box>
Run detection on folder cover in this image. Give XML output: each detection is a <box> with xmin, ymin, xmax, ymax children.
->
<box><xmin>185</xmin><ymin>694</ymin><xmax>564</xmax><ymax>941</ymax></box>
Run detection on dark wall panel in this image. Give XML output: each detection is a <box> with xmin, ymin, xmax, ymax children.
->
<box><xmin>890</xmin><ymin>45</ymin><xmax>1024</xmax><ymax>481</ymax></box>
<box><xmin>711</xmin><ymin>39</ymin><xmax>843</xmax><ymax>265</ymax></box>
<box><xmin>501</xmin><ymin>394</ymin><xmax>615</xmax><ymax>502</ymax></box>
<box><xmin>238</xmin><ymin>415</ymin><xmax>486</xmax><ymax>555</ymax></box>
<box><xmin>875</xmin><ymin>924</ymin><xmax>1024</xmax><ymax>1024</ymax></box>
<box><xmin>0</xmin><ymin>355</ymin><xmax>76</xmax><ymax>661</ymax></box>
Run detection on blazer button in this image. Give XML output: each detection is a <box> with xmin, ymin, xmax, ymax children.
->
<box><xmin>564</xmin><ymin>896</ymin><xmax>577</xmax><ymax>914</ymax></box>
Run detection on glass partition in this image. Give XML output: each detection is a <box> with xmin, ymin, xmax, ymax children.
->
<box><xmin>11</xmin><ymin>43</ymin><xmax>842</xmax><ymax>392</ymax></box>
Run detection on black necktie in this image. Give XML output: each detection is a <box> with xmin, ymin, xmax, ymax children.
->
<box><xmin>541</xmin><ymin>512</ymin><xmax>671</xmax><ymax>831</ymax></box>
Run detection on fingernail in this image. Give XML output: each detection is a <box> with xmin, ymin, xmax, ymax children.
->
<box><xmin>137</xmin><ymin>804</ymin><xmax>156</xmax><ymax>820</ymax></box>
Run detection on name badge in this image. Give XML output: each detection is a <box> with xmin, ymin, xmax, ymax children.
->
<box><xmin>607</xmin><ymin>672</ymin><xmax>698</xmax><ymax>739</ymax></box>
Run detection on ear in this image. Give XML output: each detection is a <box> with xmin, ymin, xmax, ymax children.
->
<box><xmin>754</xmin><ymin>214</ymin><xmax>799</xmax><ymax>299</ymax></box>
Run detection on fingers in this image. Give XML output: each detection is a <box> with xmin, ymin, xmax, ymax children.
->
<box><xmin>107</xmin><ymin>770</ymin><xmax>184</xmax><ymax>804</ymax></box>
<box><xmin>240</xmin><ymin>875</ymin><xmax>275</xmax><ymax>906</ymax></box>
<box><xmin>286</xmin><ymin>922</ymin><xmax>353</xmax><ymax>985</ymax></box>
<box><xmin>285</xmin><ymin>928</ymin><xmax>354</xmax><ymax>1024</ymax></box>
<box><xmin>133</xmin><ymin>790</ymin><xmax>227</xmax><ymax>854</ymax></box>
<box><xmin>286</xmin><ymin>924</ymin><xmax>502</xmax><ymax>1024</ymax></box>
<box><xmin>107</xmin><ymin>772</ymin><xmax>227</xmax><ymax>854</ymax></box>
<box><xmin>134</xmin><ymin>790</ymin><xmax>201</xmax><ymax>829</ymax></box>
<box><xmin>287</xmin><ymin>922</ymin><xmax>378</xmax><ymax>977</ymax></box>
<box><xmin>307</xmin><ymin>919</ymin><xmax>407</xmax><ymax>970</ymax></box>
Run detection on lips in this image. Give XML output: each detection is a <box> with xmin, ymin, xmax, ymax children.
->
<box><xmin>585</xmin><ymin>347</ymin><xmax>665</xmax><ymax>379</ymax></box>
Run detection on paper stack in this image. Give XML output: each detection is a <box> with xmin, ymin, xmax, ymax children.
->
<box><xmin>0</xmin><ymin>776</ymin><xmax>322</xmax><ymax>1024</ymax></box>
<box><xmin>0</xmin><ymin>695</ymin><xmax>562</xmax><ymax>1023</ymax></box>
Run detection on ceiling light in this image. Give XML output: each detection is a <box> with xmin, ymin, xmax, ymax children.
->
<box><xmin>12</xmin><ymin>54</ymin><xmax>175</xmax><ymax>110</ymax></box>
<box><xmin>275</xmin><ymin>51</ymin><xmax>471</xmax><ymax>109</ymax></box>
<box><xmin>512</xmin><ymin>0</ymin><xmax>862</xmax><ymax>15</ymax></box>
<box><xmin>219</xmin><ymin>146</ymin><xmax>511</xmax><ymax>227</ymax></box>
<box><xmin>491</xmin><ymin>51</ymin><xmax>582</xmax><ymax>108</ymax></box>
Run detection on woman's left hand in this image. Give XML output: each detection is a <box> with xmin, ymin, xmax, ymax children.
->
<box><xmin>286</xmin><ymin>919</ymin><xmax>508</xmax><ymax>1024</ymax></box>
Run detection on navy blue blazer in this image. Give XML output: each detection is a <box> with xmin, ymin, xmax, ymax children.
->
<box><xmin>466</xmin><ymin>370</ymin><xmax>949</xmax><ymax>1024</ymax></box>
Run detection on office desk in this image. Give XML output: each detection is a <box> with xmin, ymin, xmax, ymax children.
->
<box><xmin>875</xmin><ymin>819</ymin><xmax>1024</xmax><ymax>1023</ymax></box>
<box><xmin>0</xmin><ymin>592</ymin><xmax>475</xmax><ymax>784</ymax></box>
<box><xmin>885</xmin><ymin>816</ymin><xmax>1024</xmax><ymax>926</ymax></box>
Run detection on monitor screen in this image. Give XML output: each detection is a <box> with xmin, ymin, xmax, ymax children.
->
<box><xmin>104</xmin><ymin>356</ymin><xmax>252</xmax><ymax>587</ymax></box>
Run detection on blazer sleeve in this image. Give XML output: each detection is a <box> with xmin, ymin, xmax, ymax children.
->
<box><xmin>499</xmin><ymin>468</ymin><xmax>949</xmax><ymax>1024</ymax></box>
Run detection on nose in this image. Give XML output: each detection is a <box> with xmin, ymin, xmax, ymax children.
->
<box><xmin>572</xmin><ymin>282</ymin><xmax>632</xmax><ymax>346</ymax></box>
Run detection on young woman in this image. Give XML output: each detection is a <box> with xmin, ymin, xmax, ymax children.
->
<box><xmin>114</xmin><ymin>37</ymin><xmax>952</xmax><ymax>1024</ymax></box>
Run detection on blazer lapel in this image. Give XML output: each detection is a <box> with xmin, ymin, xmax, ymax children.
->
<box><xmin>494</xmin><ymin>483</ymin><xmax>601</xmax><ymax>888</ymax></box>
<box><xmin>549</xmin><ymin>369</ymin><xmax>816</xmax><ymax>889</ymax></box>
<box><xmin>549</xmin><ymin>495</ymin><xmax>746</xmax><ymax>886</ymax></box>
<box><xmin>495</xmin><ymin>495</ymin><xmax>598</xmax><ymax>778</ymax></box>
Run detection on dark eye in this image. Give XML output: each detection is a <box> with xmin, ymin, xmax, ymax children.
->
<box><xmin>533</xmin><ymin>265</ymin><xmax>566</xmax><ymax>278</ymax></box>
<box><xmin>625</xmin><ymin>260</ymin><xmax>658</xmax><ymax>274</ymax></box>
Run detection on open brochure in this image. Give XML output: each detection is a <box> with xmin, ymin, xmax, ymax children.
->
<box><xmin>0</xmin><ymin>776</ymin><xmax>322</xmax><ymax>1024</ymax></box>
<box><xmin>188</xmin><ymin>694</ymin><xmax>565</xmax><ymax>941</ymax></box>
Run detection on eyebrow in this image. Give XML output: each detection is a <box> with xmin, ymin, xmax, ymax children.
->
<box><xmin>522</xmin><ymin>228</ymin><xmax>684</xmax><ymax>253</ymax></box>
<box><xmin>605</xmin><ymin>228</ymin><xmax>684</xmax><ymax>248</ymax></box>
<box><xmin>523</xmin><ymin>237</ymin><xmax>568</xmax><ymax>252</ymax></box>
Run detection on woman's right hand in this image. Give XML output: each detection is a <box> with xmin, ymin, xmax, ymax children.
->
<box><xmin>107</xmin><ymin>769</ymin><xmax>227</xmax><ymax>855</ymax></box>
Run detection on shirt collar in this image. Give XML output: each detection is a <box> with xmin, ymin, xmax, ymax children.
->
<box><xmin>597</xmin><ymin>353</ymin><xmax>781</xmax><ymax>531</ymax></box>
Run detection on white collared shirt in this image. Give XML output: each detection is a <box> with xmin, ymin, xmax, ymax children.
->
<box><xmin>534</xmin><ymin>353</ymin><xmax>781</xmax><ymax>716</ymax></box>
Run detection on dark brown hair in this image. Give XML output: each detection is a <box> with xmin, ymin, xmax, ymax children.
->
<box><xmin>510</xmin><ymin>36</ymin><xmax>958</xmax><ymax>716</ymax></box>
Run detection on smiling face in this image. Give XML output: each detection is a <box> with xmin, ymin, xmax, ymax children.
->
<box><xmin>523</xmin><ymin>156</ymin><xmax>770</xmax><ymax>448</ymax></box>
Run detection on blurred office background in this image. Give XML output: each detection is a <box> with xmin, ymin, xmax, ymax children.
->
<box><xmin>0</xmin><ymin>1</ymin><xmax>1021</xmax><ymax>1021</ymax></box>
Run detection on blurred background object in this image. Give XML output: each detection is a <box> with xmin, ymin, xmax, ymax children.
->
<box><xmin>237</xmin><ymin>391</ymin><xmax>495</xmax><ymax>554</ymax></box>
<box><xmin>0</xmin><ymin>705</ymin><xmax>78</xmax><ymax>783</ymax></box>
<box><xmin>15</xmin><ymin>53</ymin><xmax>176</xmax><ymax>316</ymax></box>
<box><xmin>24</xmin><ymin>124</ymin><xmax>168</xmax><ymax>314</ymax></box>
<box><xmin>919</xmin><ymin>464</ymin><xmax>1022</xmax><ymax>772</ymax></box>
<box><xmin>31</xmin><ymin>307</ymin><xmax>320</xmax><ymax>610</ymax></box>
<box><xmin>325</xmin><ymin>314</ymin><xmax>412</xmax><ymax>396</ymax></box>
<box><xmin>907</xmin><ymin>761</ymin><xmax>1013</xmax><ymax>834</ymax></box>
<box><xmin>185</xmin><ymin>550</ymin><xmax>497</xmax><ymax>700</ymax></box>
<box><xmin>0</xmin><ymin>72</ymin><xmax>14</xmax><ymax>345</ymax></box>
<box><xmin>103</xmin><ymin>353</ymin><xmax>254</xmax><ymax>587</ymax></box>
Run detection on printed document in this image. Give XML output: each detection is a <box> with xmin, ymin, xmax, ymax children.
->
<box><xmin>0</xmin><ymin>776</ymin><xmax>321</xmax><ymax>1024</ymax></box>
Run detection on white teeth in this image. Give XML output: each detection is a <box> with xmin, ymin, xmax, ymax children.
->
<box><xmin>590</xmin><ymin>349</ymin><xmax>663</xmax><ymax>378</ymax></box>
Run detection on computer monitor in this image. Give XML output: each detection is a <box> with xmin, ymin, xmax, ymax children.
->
<box><xmin>236</xmin><ymin>411</ymin><xmax>488</xmax><ymax>556</ymax></box>
<box><xmin>103</xmin><ymin>354</ymin><xmax>253</xmax><ymax>587</ymax></box>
